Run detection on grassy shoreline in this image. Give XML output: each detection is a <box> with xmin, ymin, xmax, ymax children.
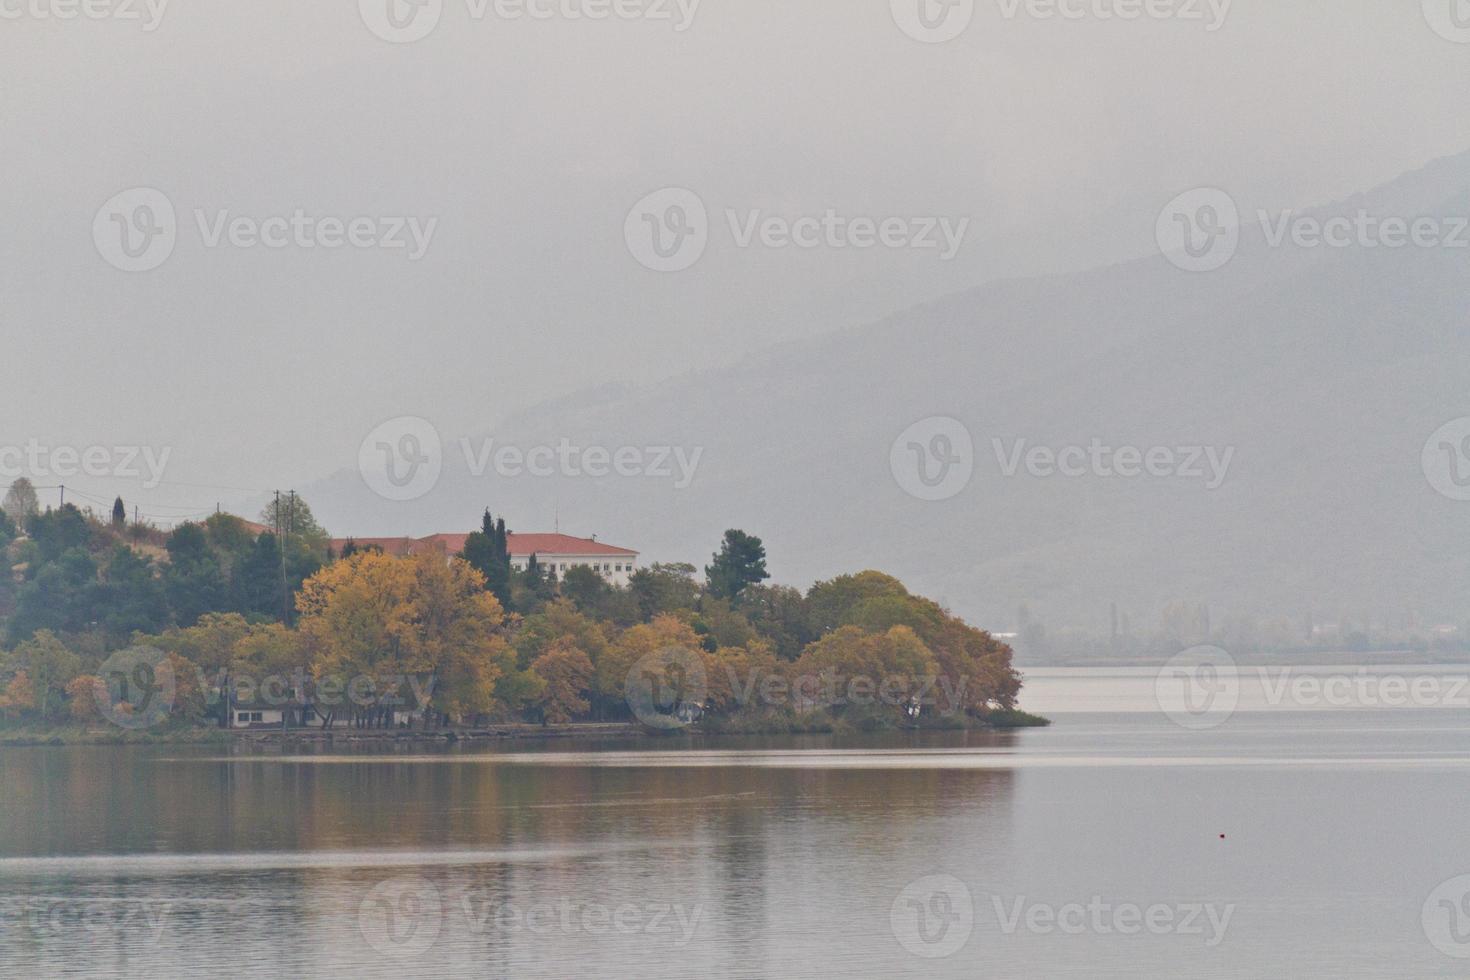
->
<box><xmin>0</xmin><ymin>710</ymin><xmax>1049</xmax><ymax>747</ymax></box>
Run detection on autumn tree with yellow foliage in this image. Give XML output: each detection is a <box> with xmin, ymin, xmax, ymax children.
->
<box><xmin>532</xmin><ymin>638</ymin><xmax>596</xmax><ymax>724</ymax></box>
<box><xmin>295</xmin><ymin>551</ymin><xmax>510</xmax><ymax>727</ymax></box>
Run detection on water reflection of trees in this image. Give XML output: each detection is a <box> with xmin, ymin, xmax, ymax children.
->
<box><xmin>2</xmin><ymin>738</ymin><xmax>1015</xmax><ymax>858</ymax></box>
<box><xmin>2</xmin><ymin>740</ymin><xmax>1018</xmax><ymax>976</ymax></box>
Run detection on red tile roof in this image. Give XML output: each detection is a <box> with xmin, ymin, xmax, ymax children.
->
<box><xmin>329</xmin><ymin>532</ymin><xmax>636</xmax><ymax>559</ymax></box>
<box><xmin>330</xmin><ymin>536</ymin><xmax>424</xmax><ymax>557</ymax></box>
<box><xmin>504</xmin><ymin>533</ymin><xmax>637</xmax><ymax>558</ymax></box>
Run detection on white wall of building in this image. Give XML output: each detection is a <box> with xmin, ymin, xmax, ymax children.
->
<box><xmin>510</xmin><ymin>553</ymin><xmax>638</xmax><ymax>588</ymax></box>
<box><xmin>232</xmin><ymin>709</ymin><xmax>284</xmax><ymax>728</ymax></box>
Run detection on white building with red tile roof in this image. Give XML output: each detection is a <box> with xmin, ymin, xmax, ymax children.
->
<box><xmin>329</xmin><ymin>531</ymin><xmax>640</xmax><ymax>587</ymax></box>
<box><xmin>503</xmin><ymin>533</ymin><xmax>639</xmax><ymax>587</ymax></box>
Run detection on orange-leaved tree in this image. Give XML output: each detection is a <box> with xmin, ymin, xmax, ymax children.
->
<box><xmin>531</xmin><ymin>637</ymin><xmax>596</xmax><ymax>724</ymax></box>
<box><xmin>296</xmin><ymin>551</ymin><xmax>509</xmax><ymax>726</ymax></box>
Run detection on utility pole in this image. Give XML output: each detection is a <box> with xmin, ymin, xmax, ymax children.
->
<box><xmin>59</xmin><ymin>485</ymin><xmax>65</xmax><ymax>507</ymax></box>
<box><xmin>276</xmin><ymin>491</ymin><xmax>289</xmax><ymax>623</ymax></box>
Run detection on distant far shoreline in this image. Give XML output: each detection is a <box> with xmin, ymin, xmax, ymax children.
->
<box><xmin>1016</xmin><ymin>649</ymin><xmax>1469</xmax><ymax>669</ymax></box>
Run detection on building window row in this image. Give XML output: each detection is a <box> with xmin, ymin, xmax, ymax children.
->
<box><xmin>515</xmin><ymin>560</ymin><xmax>633</xmax><ymax>574</ymax></box>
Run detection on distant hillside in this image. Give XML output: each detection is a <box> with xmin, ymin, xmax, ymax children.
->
<box><xmin>305</xmin><ymin>150</ymin><xmax>1470</xmax><ymax>633</ymax></box>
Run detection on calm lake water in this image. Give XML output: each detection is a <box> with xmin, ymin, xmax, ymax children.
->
<box><xmin>4</xmin><ymin>666</ymin><xmax>1470</xmax><ymax>978</ymax></box>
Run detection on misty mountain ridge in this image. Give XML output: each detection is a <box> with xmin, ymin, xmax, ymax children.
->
<box><xmin>304</xmin><ymin>148</ymin><xmax>1470</xmax><ymax>635</ymax></box>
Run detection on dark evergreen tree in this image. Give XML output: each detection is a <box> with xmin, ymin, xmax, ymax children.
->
<box><xmin>100</xmin><ymin>544</ymin><xmax>169</xmax><ymax>639</ymax></box>
<box><xmin>164</xmin><ymin>523</ymin><xmax>229</xmax><ymax>627</ymax></box>
<box><xmin>0</xmin><ymin>507</ymin><xmax>16</xmax><ymax>548</ymax></box>
<box><xmin>29</xmin><ymin>505</ymin><xmax>90</xmax><ymax>563</ymax></box>
<box><xmin>112</xmin><ymin>497</ymin><xmax>127</xmax><ymax>528</ymax></box>
<box><xmin>238</xmin><ymin>533</ymin><xmax>288</xmax><ymax>619</ymax></box>
<box><xmin>9</xmin><ymin>548</ymin><xmax>100</xmax><ymax>641</ymax></box>
<box><xmin>560</xmin><ymin>565</ymin><xmax>608</xmax><ymax>615</ymax></box>
<box><xmin>461</xmin><ymin>509</ymin><xmax>513</xmax><ymax>608</ymax></box>
<box><xmin>704</xmin><ymin>529</ymin><xmax>770</xmax><ymax>601</ymax></box>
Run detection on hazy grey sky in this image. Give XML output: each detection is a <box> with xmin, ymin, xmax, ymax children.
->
<box><xmin>3</xmin><ymin>0</ymin><xmax>1469</xmax><ymax>525</ymax></box>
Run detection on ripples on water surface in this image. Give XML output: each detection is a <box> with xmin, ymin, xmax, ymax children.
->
<box><xmin>3</xmin><ymin>668</ymin><xmax>1470</xmax><ymax>978</ymax></box>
